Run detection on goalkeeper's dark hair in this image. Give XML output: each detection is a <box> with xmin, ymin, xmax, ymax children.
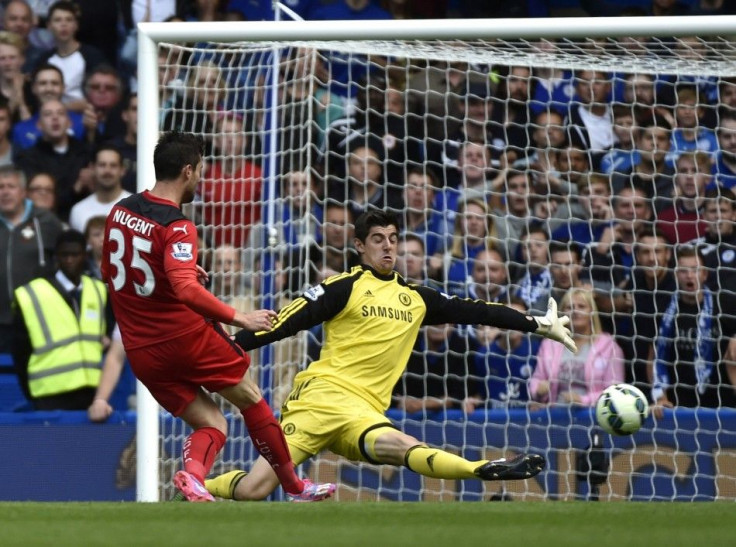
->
<box><xmin>153</xmin><ymin>131</ymin><xmax>204</xmax><ymax>181</ymax></box>
<box><xmin>354</xmin><ymin>209</ymin><xmax>400</xmax><ymax>243</ymax></box>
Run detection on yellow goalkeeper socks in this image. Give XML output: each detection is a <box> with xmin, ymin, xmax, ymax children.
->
<box><xmin>404</xmin><ymin>445</ymin><xmax>484</xmax><ymax>480</ymax></box>
<box><xmin>205</xmin><ymin>470</ymin><xmax>248</xmax><ymax>500</ymax></box>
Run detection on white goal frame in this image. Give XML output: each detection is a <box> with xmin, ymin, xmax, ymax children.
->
<box><xmin>136</xmin><ymin>14</ymin><xmax>736</xmax><ymax>502</ymax></box>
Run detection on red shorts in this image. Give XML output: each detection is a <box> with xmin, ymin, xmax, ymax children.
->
<box><xmin>126</xmin><ymin>322</ymin><xmax>250</xmax><ymax>416</ymax></box>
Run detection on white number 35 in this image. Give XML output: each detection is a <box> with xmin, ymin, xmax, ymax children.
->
<box><xmin>108</xmin><ymin>227</ymin><xmax>156</xmax><ymax>296</ymax></box>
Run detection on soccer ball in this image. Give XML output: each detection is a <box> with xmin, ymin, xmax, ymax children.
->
<box><xmin>595</xmin><ymin>383</ymin><xmax>650</xmax><ymax>436</ymax></box>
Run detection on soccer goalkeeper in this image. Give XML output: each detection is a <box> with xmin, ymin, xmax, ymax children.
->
<box><xmin>207</xmin><ymin>209</ymin><xmax>576</xmax><ymax>500</ymax></box>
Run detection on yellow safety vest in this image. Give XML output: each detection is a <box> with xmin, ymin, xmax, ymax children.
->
<box><xmin>14</xmin><ymin>276</ymin><xmax>106</xmax><ymax>398</ymax></box>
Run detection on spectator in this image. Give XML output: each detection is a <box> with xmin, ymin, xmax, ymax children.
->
<box><xmin>513</xmin><ymin>224</ymin><xmax>553</xmax><ymax>315</ymax></box>
<box><xmin>0</xmin><ymin>165</ymin><xmax>63</xmax><ymax>353</ymax></box>
<box><xmin>467</xmin><ymin>247</ymin><xmax>510</xmax><ymax>304</ymax></box>
<box><xmin>466</xmin><ymin>296</ymin><xmax>539</xmax><ymax>411</ymax></box>
<box><xmin>344</xmin><ymin>139</ymin><xmax>399</xmax><ymax>219</ymax></box>
<box><xmin>80</xmin><ymin>63</ymin><xmax>125</xmax><ymax>144</ymax></box>
<box><xmin>392</xmin><ymin>323</ymin><xmax>473</xmax><ymax>414</ymax></box>
<box><xmin>210</xmin><ymin>244</ymin><xmax>250</xmax><ymax>332</ymax></box>
<box><xmin>286</xmin><ymin>201</ymin><xmax>359</xmax><ymax>297</ymax></box>
<box><xmin>550</xmin><ymin>173</ymin><xmax>611</xmax><ymax>247</ymax></box>
<box><xmin>197</xmin><ymin>113</ymin><xmax>262</xmax><ymax>248</ymax></box>
<box><xmin>323</xmin><ymin>73</ymin><xmax>422</xmax><ymax>200</ymax></box>
<box><xmin>103</xmin><ymin>92</ymin><xmax>137</xmax><ymax>193</ymax></box>
<box><xmin>492</xmin><ymin>65</ymin><xmax>534</xmax><ymax>158</ymax></box>
<box><xmin>711</xmin><ymin>111</ymin><xmax>736</xmax><ymax>190</ymax></box>
<box><xmin>444</xmin><ymin>198</ymin><xmax>499</xmax><ymax>297</ymax></box>
<box><xmin>406</xmin><ymin>60</ymin><xmax>488</xmax><ymax>167</ymax></box>
<box><xmin>82</xmin><ymin>213</ymin><xmax>105</xmax><ymax>279</ymax></box>
<box><xmin>651</xmin><ymin>245</ymin><xmax>736</xmax><ymax>414</ymax></box>
<box><xmin>245</xmin><ymin>167</ymin><xmax>320</xmax><ymax>278</ymax></box>
<box><xmin>3</xmin><ymin>0</ymin><xmax>49</xmax><ymax>72</ymax></box>
<box><xmin>548</xmin><ymin>241</ymin><xmax>591</xmax><ymax>305</ymax></box>
<box><xmin>612</xmin><ymin>116</ymin><xmax>674</xmax><ymax>212</ymax></box>
<box><xmin>25</xmin><ymin>171</ymin><xmax>57</xmax><ymax>212</ymax></box>
<box><xmin>14</xmin><ymin>98</ymin><xmax>92</xmax><ymax>221</ymax></box>
<box><xmin>600</xmin><ymin>104</ymin><xmax>638</xmax><ymax>176</ymax></box>
<box><xmin>0</xmin><ymin>30</ymin><xmax>31</xmax><ymax>123</ymax></box>
<box><xmin>666</xmin><ymin>85</ymin><xmax>718</xmax><ymax>167</ymax></box>
<box><xmin>68</xmin><ymin>145</ymin><xmax>130</xmax><ymax>233</ymax></box>
<box><xmin>586</xmin><ymin>184</ymin><xmax>653</xmax><ymax>307</ymax></box>
<box><xmin>399</xmin><ymin>166</ymin><xmax>449</xmax><ymax>280</ymax></box>
<box><xmin>396</xmin><ymin>233</ymin><xmax>428</xmax><ymax>285</ymax></box>
<box><xmin>718</xmin><ymin>77</ymin><xmax>736</xmax><ymax>115</ymax></box>
<box><xmin>621</xmin><ymin>72</ymin><xmax>663</xmax><ymax>129</ymax></box>
<box><xmin>619</xmin><ymin>228</ymin><xmax>676</xmax><ymax>399</ymax></box>
<box><xmin>11</xmin><ymin>63</ymin><xmax>85</xmax><ymax>149</ymax></box>
<box><xmin>38</xmin><ymin>0</ymin><xmax>106</xmax><ymax>113</ymax></box>
<box><xmin>530</xmin><ymin>287</ymin><xmax>624</xmax><ymax>406</ymax></box>
<box><xmin>566</xmin><ymin>70</ymin><xmax>615</xmax><ymax>156</ymax></box>
<box><xmin>514</xmin><ymin>109</ymin><xmax>566</xmax><ymax>193</ymax></box>
<box><xmin>490</xmin><ymin>169</ymin><xmax>533</xmax><ymax>262</ymax></box>
<box><xmin>529</xmin><ymin>41</ymin><xmax>574</xmax><ymax>117</ymax></box>
<box><xmin>439</xmin><ymin>81</ymin><xmax>507</xmax><ymax>182</ymax></box>
<box><xmin>696</xmin><ymin>187</ymin><xmax>736</xmax><ymax>295</ymax></box>
<box><xmin>443</xmin><ymin>140</ymin><xmax>495</xmax><ymax>215</ymax></box>
<box><xmin>11</xmin><ymin>228</ymin><xmax>112</xmax><ymax>410</ymax></box>
<box><xmin>162</xmin><ymin>59</ymin><xmax>226</xmax><ymax>154</ymax></box>
<box><xmin>656</xmin><ymin>151</ymin><xmax>709</xmax><ymax>245</ymax></box>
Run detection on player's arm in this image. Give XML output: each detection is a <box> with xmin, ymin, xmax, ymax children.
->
<box><xmin>414</xmin><ymin>285</ymin><xmax>577</xmax><ymax>352</ymax></box>
<box><xmin>163</xmin><ymin>220</ymin><xmax>236</xmax><ymax>324</ymax></box>
<box><xmin>235</xmin><ymin>274</ymin><xmax>355</xmax><ymax>351</ymax></box>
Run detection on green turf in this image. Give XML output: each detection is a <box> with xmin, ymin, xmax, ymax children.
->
<box><xmin>3</xmin><ymin>501</ymin><xmax>736</xmax><ymax>547</ymax></box>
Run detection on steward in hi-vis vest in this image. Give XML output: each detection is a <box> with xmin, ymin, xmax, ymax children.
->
<box><xmin>12</xmin><ymin>229</ymin><xmax>112</xmax><ymax>410</ymax></box>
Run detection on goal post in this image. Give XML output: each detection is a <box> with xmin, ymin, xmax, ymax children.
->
<box><xmin>137</xmin><ymin>15</ymin><xmax>736</xmax><ymax>502</ymax></box>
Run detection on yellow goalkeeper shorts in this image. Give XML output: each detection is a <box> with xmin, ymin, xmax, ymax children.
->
<box><xmin>278</xmin><ymin>377</ymin><xmax>396</xmax><ymax>463</ymax></box>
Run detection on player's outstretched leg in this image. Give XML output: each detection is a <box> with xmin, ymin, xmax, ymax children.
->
<box><xmin>473</xmin><ymin>453</ymin><xmax>546</xmax><ymax>481</ymax></box>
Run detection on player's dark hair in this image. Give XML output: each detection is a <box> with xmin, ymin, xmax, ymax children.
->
<box><xmin>153</xmin><ymin>131</ymin><xmax>204</xmax><ymax>181</ymax></box>
<box><xmin>54</xmin><ymin>229</ymin><xmax>87</xmax><ymax>252</ymax></box>
<box><xmin>354</xmin><ymin>209</ymin><xmax>400</xmax><ymax>243</ymax></box>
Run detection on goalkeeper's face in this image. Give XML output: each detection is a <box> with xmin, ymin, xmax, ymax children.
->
<box><xmin>355</xmin><ymin>226</ymin><xmax>399</xmax><ymax>275</ymax></box>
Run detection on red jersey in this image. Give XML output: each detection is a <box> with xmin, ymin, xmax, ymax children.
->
<box><xmin>199</xmin><ymin>161</ymin><xmax>262</xmax><ymax>248</ymax></box>
<box><xmin>102</xmin><ymin>191</ymin><xmax>234</xmax><ymax>350</ymax></box>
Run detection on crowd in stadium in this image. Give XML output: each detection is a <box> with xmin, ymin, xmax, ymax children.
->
<box><xmin>1</xmin><ymin>0</ymin><xmax>736</xmax><ymax>421</ymax></box>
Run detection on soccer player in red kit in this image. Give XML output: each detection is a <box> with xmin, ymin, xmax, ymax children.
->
<box><xmin>101</xmin><ymin>131</ymin><xmax>335</xmax><ymax>502</ymax></box>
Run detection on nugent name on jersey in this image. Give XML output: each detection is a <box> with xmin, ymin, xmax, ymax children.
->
<box><xmin>111</xmin><ymin>209</ymin><xmax>154</xmax><ymax>237</ymax></box>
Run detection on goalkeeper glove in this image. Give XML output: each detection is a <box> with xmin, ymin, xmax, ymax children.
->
<box><xmin>534</xmin><ymin>297</ymin><xmax>577</xmax><ymax>353</ymax></box>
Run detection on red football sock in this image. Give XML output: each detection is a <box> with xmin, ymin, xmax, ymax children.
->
<box><xmin>241</xmin><ymin>399</ymin><xmax>304</xmax><ymax>494</ymax></box>
<box><xmin>182</xmin><ymin>426</ymin><xmax>226</xmax><ymax>484</ymax></box>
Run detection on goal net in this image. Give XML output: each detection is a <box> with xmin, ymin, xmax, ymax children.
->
<box><xmin>140</xmin><ymin>16</ymin><xmax>736</xmax><ymax>502</ymax></box>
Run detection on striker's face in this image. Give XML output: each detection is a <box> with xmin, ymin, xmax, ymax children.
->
<box><xmin>355</xmin><ymin>225</ymin><xmax>399</xmax><ymax>275</ymax></box>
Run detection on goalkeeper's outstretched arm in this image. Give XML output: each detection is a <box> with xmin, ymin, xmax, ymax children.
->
<box><xmin>415</xmin><ymin>285</ymin><xmax>577</xmax><ymax>353</ymax></box>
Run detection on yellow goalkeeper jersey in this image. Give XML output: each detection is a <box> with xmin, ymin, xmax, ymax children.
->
<box><xmin>236</xmin><ymin>265</ymin><xmax>537</xmax><ymax>413</ymax></box>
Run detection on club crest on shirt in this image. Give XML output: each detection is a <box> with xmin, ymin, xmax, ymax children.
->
<box><xmin>170</xmin><ymin>242</ymin><xmax>193</xmax><ymax>262</ymax></box>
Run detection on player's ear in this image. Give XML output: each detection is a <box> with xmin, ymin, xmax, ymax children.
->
<box><xmin>353</xmin><ymin>237</ymin><xmax>364</xmax><ymax>253</ymax></box>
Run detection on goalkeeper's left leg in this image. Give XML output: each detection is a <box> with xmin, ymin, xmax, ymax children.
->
<box><xmin>367</xmin><ymin>428</ymin><xmax>544</xmax><ymax>481</ymax></box>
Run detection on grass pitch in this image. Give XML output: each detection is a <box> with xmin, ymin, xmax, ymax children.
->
<box><xmin>3</xmin><ymin>501</ymin><xmax>735</xmax><ymax>547</ymax></box>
